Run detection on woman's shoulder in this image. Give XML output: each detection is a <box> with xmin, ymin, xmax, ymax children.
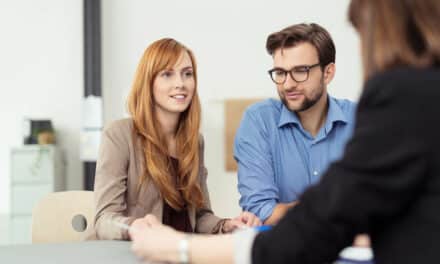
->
<box><xmin>104</xmin><ymin>118</ymin><xmax>133</xmax><ymax>131</ymax></box>
<box><xmin>103</xmin><ymin>118</ymin><xmax>134</xmax><ymax>141</ymax></box>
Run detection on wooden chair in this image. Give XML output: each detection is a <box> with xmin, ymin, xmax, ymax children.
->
<box><xmin>32</xmin><ymin>191</ymin><xmax>94</xmax><ymax>243</ymax></box>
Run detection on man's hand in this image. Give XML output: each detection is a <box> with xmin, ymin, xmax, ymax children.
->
<box><xmin>264</xmin><ymin>201</ymin><xmax>299</xmax><ymax>225</ymax></box>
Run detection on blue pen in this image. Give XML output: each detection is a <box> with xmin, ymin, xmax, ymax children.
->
<box><xmin>254</xmin><ymin>225</ymin><xmax>272</xmax><ymax>232</ymax></box>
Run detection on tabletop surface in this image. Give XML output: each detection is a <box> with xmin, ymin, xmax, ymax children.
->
<box><xmin>0</xmin><ymin>214</ymin><xmax>11</xmax><ymax>246</ymax></box>
<box><xmin>0</xmin><ymin>232</ymin><xmax>374</xmax><ymax>264</ymax></box>
<box><xmin>0</xmin><ymin>240</ymin><xmax>152</xmax><ymax>264</ymax></box>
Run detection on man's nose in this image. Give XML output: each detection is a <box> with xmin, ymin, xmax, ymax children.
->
<box><xmin>283</xmin><ymin>73</ymin><xmax>298</xmax><ymax>89</ymax></box>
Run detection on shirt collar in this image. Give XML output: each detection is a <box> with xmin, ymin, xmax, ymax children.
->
<box><xmin>277</xmin><ymin>95</ymin><xmax>349</xmax><ymax>131</ymax></box>
<box><xmin>278</xmin><ymin>103</ymin><xmax>301</xmax><ymax>128</ymax></box>
<box><xmin>324</xmin><ymin>96</ymin><xmax>349</xmax><ymax>134</ymax></box>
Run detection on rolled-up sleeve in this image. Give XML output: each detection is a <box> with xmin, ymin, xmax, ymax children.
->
<box><xmin>234</xmin><ymin>228</ymin><xmax>258</xmax><ymax>264</ymax></box>
<box><xmin>234</xmin><ymin>110</ymin><xmax>279</xmax><ymax>222</ymax></box>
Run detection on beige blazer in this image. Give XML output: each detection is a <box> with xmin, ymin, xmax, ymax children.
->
<box><xmin>91</xmin><ymin>118</ymin><xmax>223</xmax><ymax>240</ymax></box>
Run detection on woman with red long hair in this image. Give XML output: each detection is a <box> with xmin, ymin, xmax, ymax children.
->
<box><xmin>92</xmin><ymin>38</ymin><xmax>260</xmax><ymax>240</ymax></box>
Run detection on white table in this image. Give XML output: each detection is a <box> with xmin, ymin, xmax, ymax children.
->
<box><xmin>0</xmin><ymin>214</ymin><xmax>11</xmax><ymax>246</ymax></box>
<box><xmin>0</xmin><ymin>240</ymin><xmax>154</xmax><ymax>264</ymax></box>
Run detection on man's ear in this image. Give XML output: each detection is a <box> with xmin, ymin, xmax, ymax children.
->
<box><xmin>323</xmin><ymin>63</ymin><xmax>336</xmax><ymax>85</ymax></box>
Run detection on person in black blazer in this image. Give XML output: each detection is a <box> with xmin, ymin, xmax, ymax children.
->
<box><xmin>128</xmin><ymin>0</ymin><xmax>440</xmax><ymax>263</ymax></box>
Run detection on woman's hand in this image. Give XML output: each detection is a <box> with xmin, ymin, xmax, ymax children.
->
<box><xmin>129</xmin><ymin>214</ymin><xmax>184</xmax><ymax>263</ymax></box>
<box><xmin>353</xmin><ymin>234</ymin><xmax>371</xmax><ymax>247</ymax></box>
<box><xmin>222</xmin><ymin>211</ymin><xmax>262</xmax><ymax>233</ymax></box>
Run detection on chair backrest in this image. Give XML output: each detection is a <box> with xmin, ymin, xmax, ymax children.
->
<box><xmin>32</xmin><ymin>191</ymin><xmax>95</xmax><ymax>243</ymax></box>
<box><xmin>225</xmin><ymin>98</ymin><xmax>264</xmax><ymax>171</ymax></box>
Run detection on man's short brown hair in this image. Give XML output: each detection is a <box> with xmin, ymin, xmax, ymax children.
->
<box><xmin>266</xmin><ymin>23</ymin><xmax>336</xmax><ymax>69</ymax></box>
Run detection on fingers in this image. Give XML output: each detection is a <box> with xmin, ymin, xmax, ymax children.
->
<box><xmin>130</xmin><ymin>218</ymin><xmax>148</xmax><ymax>240</ymax></box>
<box><xmin>132</xmin><ymin>218</ymin><xmax>147</xmax><ymax>229</ymax></box>
<box><xmin>131</xmin><ymin>242</ymin><xmax>149</xmax><ymax>263</ymax></box>
<box><xmin>238</xmin><ymin>211</ymin><xmax>262</xmax><ymax>227</ymax></box>
<box><xmin>131</xmin><ymin>233</ymin><xmax>148</xmax><ymax>260</ymax></box>
<box><xmin>144</xmin><ymin>214</ymin><xmax>161</xmax><ymax>226</ymax></box>
<box><xmin>353</xmin><ymin>234</ymin><xmax>371</xmax><ymax>247</ymax></box>
<box><xmin>227</xmin><ymin>219</ymin><xmax>246</xmax><ymax>232</ymax></box>
<box><xmin>249</xmin><ymin>215</ymin><xmax>262</xmax><ymax>226</ymax></box>
<box><xmin>128</xmin><ymin>227</ymin><xmax>136</xmax><ymax>240</ymax></box>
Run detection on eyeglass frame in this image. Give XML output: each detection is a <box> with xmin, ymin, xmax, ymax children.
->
<box><xmin>268</xmin><ymin>63</ymin><xmax>321</xmax><ymax>84</ymax></box>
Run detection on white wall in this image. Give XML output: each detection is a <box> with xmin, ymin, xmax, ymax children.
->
<box><xmin>102</xmin><ymin>0</ymin><xmax>363</xmax><ymax>218</ymax></box>
<box><xmin>0</xmin><ymin>0</ymin><xmax>83</xmax><ymax>214</ymax></box>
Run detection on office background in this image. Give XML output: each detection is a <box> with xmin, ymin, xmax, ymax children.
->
<box><xmin>0</xmin><ymin>0</ymin><xmax>361</xmax><ymax>219</ymax></box>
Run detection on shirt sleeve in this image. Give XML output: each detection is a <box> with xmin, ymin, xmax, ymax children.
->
<box><xmin>251</xmin><ymin>74</ymin><xmax>429</xmax><ymax>263</ymax></box>
<box><xmin>233</xmin><ymin>228</ymin><xmax>258</xmax><ymax>264</ymax></box>
<box><xmin>234</xmin><ymin>109</ymin><xmax>279</xmax><ymax>222</ymax></box>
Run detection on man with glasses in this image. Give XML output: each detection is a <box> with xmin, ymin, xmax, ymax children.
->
<box><xmin>235</xmin><ymin>23</ymin><xmax>357</xmax><ymax>225</ymax></box>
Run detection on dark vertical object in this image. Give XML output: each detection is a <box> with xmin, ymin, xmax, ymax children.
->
<box><xmin>84</xmin><ymin>0</ymin><xmax>101</xmax><ymax>190</ymax></box>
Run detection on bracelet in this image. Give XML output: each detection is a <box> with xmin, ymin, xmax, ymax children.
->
<box><xmin>178</xmin><ymin>234</ymin><xmax>191</xmax><ymax>263</ymax></box>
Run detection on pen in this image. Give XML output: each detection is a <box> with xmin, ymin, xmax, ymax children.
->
<box><xmin>237</xmin><ymin>225</ymin><xmax>272</xmax><ymax>232</ymax></box>
<box><xmin>254</xmin><ymin>225</ymin><xmax>272</xmax><ymax>232</ymax></box>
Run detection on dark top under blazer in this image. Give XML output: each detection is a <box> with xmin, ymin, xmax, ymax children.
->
<box><xmin>252</xmin><ymin>67</ymin><xmax>440</xmax><ymax>264</ymax></box>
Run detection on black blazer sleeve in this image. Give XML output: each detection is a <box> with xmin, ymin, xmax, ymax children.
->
<box><xmin>252</xmin><ymin>69</ymin><xmax>430</xmax><ymax>264</ymax></box>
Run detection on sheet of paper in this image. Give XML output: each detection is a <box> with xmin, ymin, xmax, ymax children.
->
<box><xmin>80</xmin><ymin>95</ymin><xmax>103</xmax><ymax>161</ymax></box>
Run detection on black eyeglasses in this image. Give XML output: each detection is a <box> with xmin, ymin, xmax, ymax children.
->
<box><xmin>268</xmin><ymin>63</ymin><xmax>321</xmax><ymax>84</ymax></box>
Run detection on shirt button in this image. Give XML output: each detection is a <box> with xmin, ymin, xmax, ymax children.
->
<box><xmin>313</xmin><ymin>171</ymin><xmax>318</xmax><ymax>176</ymax></box>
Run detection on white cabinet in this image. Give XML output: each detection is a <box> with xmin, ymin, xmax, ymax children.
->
<box><xmin>10</xmin><ymin>145</ymin><xmax>64</xmax><ymax>244</ymax></box>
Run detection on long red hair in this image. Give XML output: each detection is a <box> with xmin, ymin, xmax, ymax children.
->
<box><xmin>127</xmin><ymin>38</ymin><xmax>204</xmax><ymax>210</ymax></box>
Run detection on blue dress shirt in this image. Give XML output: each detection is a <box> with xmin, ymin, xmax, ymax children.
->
<box><xmin>234</xmin><ymin>96</ymin><xmax>357</xmax><ymax>221</ymax></box>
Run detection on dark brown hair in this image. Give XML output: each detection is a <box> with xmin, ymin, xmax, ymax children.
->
<box><xmin>349</xmin><ymin>0</ymin><xmax>440</xmax><ymax>79</ymax></box>
<box><xmin>266</xmin><ymin>23</ymin><xmax>336</xmax><ymax>69</ymax></box>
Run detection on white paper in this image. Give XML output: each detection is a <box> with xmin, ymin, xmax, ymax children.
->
<box><xmin>80</xmin><ymin>95</ymin><xmax>103</xmax><ymax>161</ymax></box>
<box><xmin>82</xmin><ymin>95</ymin><xmax>103</xmax><ymax>128</ymax></box>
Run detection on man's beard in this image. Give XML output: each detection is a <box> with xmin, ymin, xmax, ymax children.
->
<box><xmin>280</xmin><ymin>79</ymin><xmax>325</xmax><ymax>113</ymax></box>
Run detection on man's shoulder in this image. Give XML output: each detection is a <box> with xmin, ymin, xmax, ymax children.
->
<box><xmin>330</xmin><ymin>97</ymin><xmax>357</xmax><ymax>115</ymax></box>
<box><xmin>245</xmin><ymin>98</ymin><xmax>282</xmax><ymax>118</ymax></box>
<box><xmin>331</xmin><ymin>97</ymin><xmax>356</xmax><ymax>109</ymax></box>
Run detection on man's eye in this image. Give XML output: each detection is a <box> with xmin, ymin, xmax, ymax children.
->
<box><xmin>274</xmin><ymin>70</ymin><xmax>286</xmax><ymax>76</ymax></box>
<box><xmin>294</xmin><ymin>67</ymin><xmax>308</xmax><ymax>73</ymax></box>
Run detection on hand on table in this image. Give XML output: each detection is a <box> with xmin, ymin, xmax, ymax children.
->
<box><xmin>129</xmin><ymin>214</ymin><xmax>183</xmax><ymax>263</ymax></box>
<box><xmin>353</xmin><ymin>234</ymin><xmax>371</xmax><ymax>247</ymax></box>
<box><xmin>222</xmin><ymin>211</ymin><xmax>262</xmax><ymax>233</ymax></box>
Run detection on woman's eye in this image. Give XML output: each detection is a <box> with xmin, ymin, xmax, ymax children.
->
<box><xmin>161</xmin><ymin>71</ymin><xmax>173</xmax><ymax>78</ymax></box>
<box><xmin>183</xmin><ymin>71</ymin><xmax>194</xmax><ymax>77</ymax></box>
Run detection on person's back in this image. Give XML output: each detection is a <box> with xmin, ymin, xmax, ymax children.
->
<box><xmin>251</xmin><ymin>0</ymin><xmax>440</xmax><ymax>262</ymax></box>
<box><xmin>362</xmin><ymin>67</ymin><xmax>440</xmax><ymax>262</ymax></box>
